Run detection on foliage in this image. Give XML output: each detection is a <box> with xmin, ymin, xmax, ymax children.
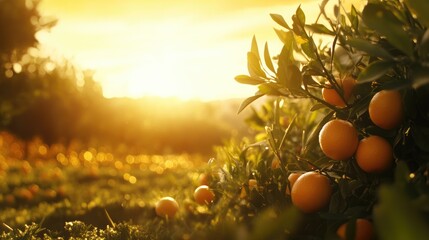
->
<box><xmin>229</xmin><ymin>0</ymin><xmax>429</xmax><ymax>239</ymax></box>
<box><xmin>0</xmin><ymin>0</ymin><xmax>55</xmax><ymax>61</ymax></box>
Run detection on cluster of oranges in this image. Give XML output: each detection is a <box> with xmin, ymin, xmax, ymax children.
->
<box><xmin>285</xmin><ymin>77</ymin><xmax>404</xmax><ymax>239</ymax></box>
<box><xmin>155</xmin><ymin>174</ymin><xmax>215</xmax><ymax>219</ymax></box>
<box><xmin>320</xmin><ymin>77</ymin><xmax>403</xmax><ymax>172</ymax></box>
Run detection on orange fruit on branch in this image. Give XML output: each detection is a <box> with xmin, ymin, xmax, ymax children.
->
<box><xmin>198</xmin><ymin>173</ymin><xmax>211</xmax><ymax>186</ymax></box>
<box><xmin>286</xmin><ymin>172</ymin><xmax>302</xmax><ymax>195</ymax></box>
<box><xmin>319</xmin><ymin>119</ymin><xmax>359</xmax><ymax>161</ymax></box>
<box><xmin>355</xmin><ymin>135</ymin><xmax>393</xmax><ymax>173</ymax></box>
<box><xmin>194</xmin><ymin>185</ymin><xmax>215</xmax><ymax>205</ymax></box>
<box><xmin>337</xmin><ymin>218</ymin><xmax>374</xmax><ymax>240</ymax></box>
<box><xmin>155</xmin><ymin>197</ymin><xmax>179</xmax><ymax>219</ymax></box>
<box><xmin>322</xmin><ymin>76</ymin><xmax>356</xmax><ymax>108</ymax></box>
<box><xmin>271</xmin><ymin>157</ymin><xmax>281</xmax><ymax>170</ymax></box>
<box><xmin>291</xmin><ymin>171</ymin><xmax>333</xmax><ymax>213</ymax></box>
<box><xmin>369</xmin><ymin>90</ymin><xmax>403</xmax><ymax>130</ymax></box>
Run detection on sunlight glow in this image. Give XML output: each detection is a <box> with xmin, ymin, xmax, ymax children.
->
<box><xmin>37</xmin><ymin>0</ymin><xmax>361</xmax><ymax>100</ymax></box>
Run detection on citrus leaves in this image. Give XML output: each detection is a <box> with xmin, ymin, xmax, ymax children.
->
<box><xmin>270</xmin><ymin>13</ymin><xmax>290</xmax><ymax>30</ymax></box>
<box><xmin>404</xmin><ymin>0</ymin><xmax>429</xmax><ymax>27</ymax></box>
<box><xmin>346</xmin><ymin>39</ymin><xmax>393</xmax><ymax>60</ymax></box>
<box><xmin>357</xmin><ymin>61</ymin><xmax>395</xmax><ymax>83</ymax></box>
<box><xmin>235</xmin><ymin>33</ymin><xmax>304</xmax><ymax>113</ymax></box>
<box><xmin>362</xmin><ymin>3</ymin><xmax>414</xmax><ymax>58</ymax></box>
<box><xmin>374</xmin><ymin>163</ymin><xmax>429</xmax><ymax>240</ymax></box>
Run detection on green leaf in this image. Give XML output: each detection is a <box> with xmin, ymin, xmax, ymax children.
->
<box><xmin>295</xmin><ymin>6</ymin><xmax>305</xmax><ymax>25</ymax></box>
<box><xmin>270</xmin><ymin>13</ymin><xmax>291</xmax><ymax>30</ymax></box>
<box><xmin>310</xmin><ymin>103</ymin><xmax>326</xmax><ymax>112</ymax></box>
<box><xmin>273</xmin><ymin>28</ymin><xmax>287</xmax><ymax>44</ymax></box>
<box><xmin>250</xmin><ymin>207</ymin><xmax>301</xmax><ymax>240</ymax></box>
<box><xmin>251</xmin><ymin>35</ymin><xmax>261</xmax><ymax>61</ymax></box>
<box><xmin>247</xmin><ymin>52</ymin><xmax>267</xmax><ymax>78</ymax></box>
<box><xmin>350</xmin><ymin>5</ymin><xmax>359</xmax><ymax>31</ymax></box>
<box><xmin>264</xmin><ymin>42</ymin><xmax>275</xmax><ymax>73</ymax></box>
<box><xmin>301</xmin><ymin>40</ymin><xmax>317</xmax><ymax>60</ymax></box>
<box><xmin>362</xmin><ymin>3</ymin><xmax>414</xmax><ymax>57</ymax></box>
<box><xmin>237</xmin><ymin>94</ymin><xmax>264</xmax><ymax>114</ymax></box>
<box><xmin>286</xmin><ymin>65</ymin><xmax>302</xmax><ymax>90</ymax></box>
<box><xmin>276</xmin><ymin>37</ymin><xmax>295</xmax><ymax>85</ymax></box>
<box><xmin>357</xmin><ymin>61</ymin><xmax>394</xmax><ymax>83</ymax></box>
<box><xmin>234</xmin><ymin>75</ymin><xmax>265</xmax><ymax>85</ymax></box>
<box><xmin>347</xmin><ymin>38</ymin><xmax>394</xmax><ymax>60</ymax></box>
<box><xmin>394</xmin><ymin>161</ymin><xmax>411</xmax><ymax>189</ymax></box>
<box><xmin>374</xmin><ymin>185</ymin><xmax>429</xmax><ymax>240</ymax></box>
<box><xmin>404</xmin><ymin>0</ymin><xmax>429</xmax><ymax>27</ymax></box>
<box><xmin>257</xmin><ymin>82</ymin><xmax>280</xmax><ymax>95</ymax></box>
<box><xmin>305</xmin><ymin>23</ymin><xmax>334</xmax><ymax>35</ymax></box>
<box><xmin>418</xmin><ymin>28</ymin><xmax>429</xmax><ymax>58</ymax></box>
<box><xmin>302</xmin><ymin>111</ymin><xmax>335</xmax><ymax>157</ymax></box>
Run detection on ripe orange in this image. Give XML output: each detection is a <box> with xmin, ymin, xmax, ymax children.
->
<box><xmin>16</xmin><ymin>188</ymin><xmax>33</xmax><ymax>202</ymax></box>
<box><xmin>291</xmin><ymin>171</ymin><xmax>332</xmax><ymax>213</ymax></box>
<box><xmin>194</xmin><ymin>185</ymin><xmax>215</xmax><ymax>205</ymax></box>
<box><xmin>322</xmin><ymin>76</ymin><xmax>356</xmax><ymax>107</ymax></box>
<box><xmin>319</xmin><ymin>119</ymin><xmax>359</xmax><ymax>161</ymax></box>
<box><xmin>355</xmin><ymin>135</ymin><xmax>393</xmax><ymax>173</ymax></box>
<box><xmin>369</xmin><ymin>90</ymin><xmax>403</xmax><ymax>130</ymax></box>
<box><xmin>271</xmin><ymin>157</ymin><xmax>281</xmax><ymax>170</ymax></box>
<box><xmin>198</xmin><ymin>173</ymin><xmax>211</xmax><ymax>186</ymax></box>
<box><xmin>337</xmin><ymin>218</ymin><xmax>374</xmax><ymax>240</ymax></box>
<box><xmin>155</xmin><ymin>197</ymin><xmax>179</xmax><ymax>218</ymax></box>
<box><xmin>28</xmin><ymin>184</ymin><xmax>40</xmax><ymax>195</ymax></box>
<box><xmin>286</xmin><ymin>172</ymin><xmax>302</xmax><ymax>195</ymax></box>
<box><xmin>43</xmin><ymin>189</ymin><xmax>57</xmax><ymax>199</ymax></box>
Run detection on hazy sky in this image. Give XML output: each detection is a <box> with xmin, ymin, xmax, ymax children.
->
<box><xmin>37</xmin><ymin>0</ymin><xmax>358</xmax><ymax>100</ymax></box>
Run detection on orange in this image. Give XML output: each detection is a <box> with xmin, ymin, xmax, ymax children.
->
<box><xmin>319</xmin><ymin>119</ymin><xmax>359</xmax><ymax>161</ymax></box>
<box><xmin>291</xmin><ymin>171</ymin><xmax>332</xmax><ymax>213</ymax></box>
<box><xmin>322</xmin><ymin>76</ymin><xmax>356</xmax><ymax>107</ymax></box>
<box><xmin>337</xmin><ymin>218</ymin><xmax>374</xmax><ymax>240</ymax></box>
<box><xmin>355</xmin><ymin>135</ymin><xmax>393</xmax><ymax>173</ymax></box>
<box><xmin>28</xmin><ymin>184</ymin><xmax>40</xmax><ymax>195</ymax></box>
<box><xmin>369</xmin><ymin>90</ymin><xmax>403</xmax><ymax>130</ymax></box>
<box><xmin>198</xmin><ymin>173</ymin><xmax>211</xmax><ymax>186</ymax></box>
<box><xmin>16</xmin><ymin>188</ymin><xmax>33</xmax><ymax>202</ymax></box>
<box><xmin>155</xmin><ymin>197</ymin><xmax>179</xmax><ymax>218</ymax></box>
<box><xmin>286</xmin><ymin>172</ymin><xmax>302</xmax><ymax>195</ymax></box>
<box><xmin>271</xmin><ymin>157</ymin><xmax>281</xmax><ymax>170</ymax></box>
<box><xmin>194</xmin><ymin>185</ymin><xmax>215</xmax><ymax>205</ymax></box>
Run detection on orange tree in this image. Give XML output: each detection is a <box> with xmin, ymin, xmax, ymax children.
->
<box><xmin>211</xmin><ymin>0</ymin><xmax>429</xmax><ymax>239</ymax></box>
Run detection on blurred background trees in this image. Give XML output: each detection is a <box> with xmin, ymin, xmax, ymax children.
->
<box><xmin>0</xmin><ymin>0</ymin><xmax>249</xmax><ymax>155</ymax></box>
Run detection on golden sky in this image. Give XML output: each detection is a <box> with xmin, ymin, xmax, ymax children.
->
<box><xmin>37</xmin><ymin>0</ymin><xmax>359</xmax><ymax>100</ymax></box>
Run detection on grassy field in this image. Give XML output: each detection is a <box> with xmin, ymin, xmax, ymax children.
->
<box><xmin>0</xmin><ymin>132</ymin><xmax>216</xmax><ymax>239</ymax></box>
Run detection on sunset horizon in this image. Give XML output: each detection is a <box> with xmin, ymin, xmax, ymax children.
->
<box><xmin>36</xmin><ymin>0</ymin><xmax>327</xmax><ymax>101</ymax></box>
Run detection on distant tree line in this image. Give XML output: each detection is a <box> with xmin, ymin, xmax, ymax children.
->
<box><xmin>0</xmin><ymin>0</ymin><xmax>249</xmax><ymax>155</ymax></box>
